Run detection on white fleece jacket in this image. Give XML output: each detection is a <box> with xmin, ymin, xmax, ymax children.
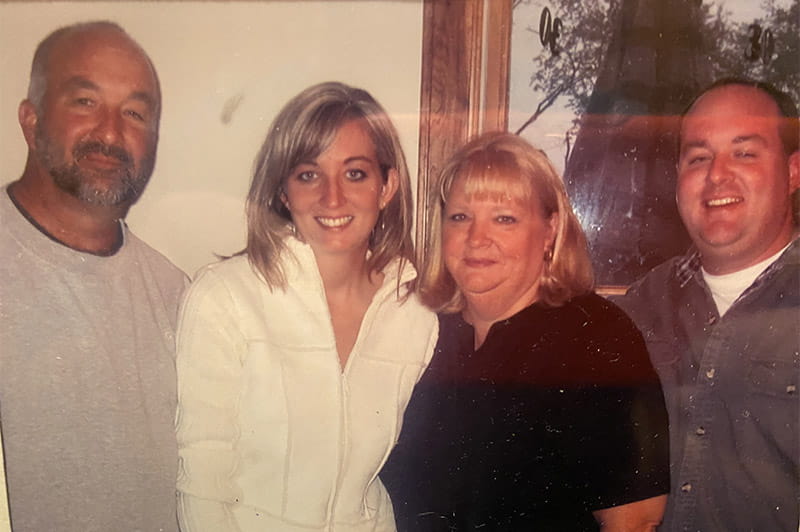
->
<box><xmin>175</xmin><ymin>238</ymin><xmax>438</xmax><ymax>532</ymax></box>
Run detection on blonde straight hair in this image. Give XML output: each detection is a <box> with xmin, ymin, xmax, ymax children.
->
<box><xmin>242</xmin><ymin>82</ymin><xmax>415</xmax><ymax>289</ymax></box>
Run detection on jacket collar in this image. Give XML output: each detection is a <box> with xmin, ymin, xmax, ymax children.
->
<box><xmin>282</xmin><ymin>236</ymin><xmax>417</xmax><ymax>300</ymax></box>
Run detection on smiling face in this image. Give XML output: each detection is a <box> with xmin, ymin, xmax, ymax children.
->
<box><xmin>282</xmin><ymin>119</ymin><xmax>398</xmax><ymax>261</ymax></box>
<box><xmin>677</xmin><ymin>85</ymin><xmax>800</xmax><ymax>274</ymax></box>
<box><xmin>442</xmin><ymin>175</ymin><xmax>557</xmax><ymax>323</ymax></box>
<box><xmin>21</xmin><ymin>26</ymin><xmax>160</xmax><ymax>207</ymax></box>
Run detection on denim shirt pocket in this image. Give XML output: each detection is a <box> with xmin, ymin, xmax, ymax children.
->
<box><xmin>747</xmin><ymin>357</ymin><xmax>798</xmax><ymax>398</ymax></box>
<box><xmin>741</xmin><ymin>356</ymin><xmax>799</xmax><ymax>462</ymax></box>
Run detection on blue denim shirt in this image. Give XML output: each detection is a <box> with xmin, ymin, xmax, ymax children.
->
<box><xmin>616</xmin><ymin>239</ymin><xmax>799</xmax><ymax>531</ymax></box>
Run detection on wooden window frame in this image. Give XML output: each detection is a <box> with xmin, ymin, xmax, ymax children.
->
<box><xmin>415</xmin><ymin>0</ymin><xmax>512</xmax><ymax>248</ymax></box>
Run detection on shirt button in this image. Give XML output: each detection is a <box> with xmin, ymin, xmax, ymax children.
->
<box><xmin>681</xmin><ymin>482</ymin><xmax>692</xmax><ymax>493</ymax></box>
<box><xmin>695</xmin><ymin>426</ymin><xmax>706</xmax><ymax>436</ymax></box>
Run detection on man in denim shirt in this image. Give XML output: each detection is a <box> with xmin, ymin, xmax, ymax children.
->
<box><xmin>618</xmin><ymin>79</ymin><xmax>799</xmax><ymax>531</ymax></box>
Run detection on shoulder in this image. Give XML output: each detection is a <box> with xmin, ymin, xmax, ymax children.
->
<box><xmin>0</xmin><ymin>187</ymin><xmax>14</xmax><ymax>226</ymax></box>
<box><xmin>185</xmin><ymin>255</ymin><xmax>260</xmax><ymax>302</ymax></box>
<box><xmin>192</xmin><ymin>253</ymin><xmax>253</xmax><ymax>280</ymax></box>
<box><xmin>123</xmin><ymin>229</ymin><xmax>188</xmax><ymax>296</ymax></box>
<box><xmin>176</xmin><ymin>255</ymin><xmax>270</xmax><ymax>339</ymax></box>
<box><xmin>375</xmin><ymin>284</ymin><xmax>437</xmax><ymax>329</ymax></box>
<box><xmin>437</xmin><ymin>310</ymin><xmax>465</xmax><ymax>331</ymax></box>
<box><xmin>371</xmin><ymin>280</ymin><xmax>439</xmax><ymax>358</ymax></box>
<box><xmin>618</xmin><ymin>254</ymin><xmax>689</xmax><ymax>306</ymax></box>
<box><xmin>382</xmin><ymin>256</ymin><xmax>417</xmax><ymax>287</ymax></box>
<box><xmin>0</xmin><ymin>192</ymin><xmax>23</xmax><ymax>250</ymax></box>
<box><xmin>430</xmin><ymin>312</ymin><xmax>471</xmax><ymax>365</ymax></box>
<box><xmin>553</xmin><ymin>293</ymin><xmax>643</xmax><ymax>350</ymax></box>
<box><xmin>548</xmin><ymin>292</ymin><xmax>637</xmax><ymax>334</ymax></box>
<box><xmin>124</xmin><ymin>230</ymin><xmax>184</xmax><ymax>273</ymax></box>
<box><xmin>550</xmin><ymin>293</ymin><xmax>658</xmax><ymax>384</ymax></box>
<box><xmin>613</xmin><ymin>254</ymin><xmax>695</xmax><ymax>331</ymax></box>
<box><xmin>760</xmin><ymin>238</ymin><xmax>800</xmax><ymax>291</ymax></box>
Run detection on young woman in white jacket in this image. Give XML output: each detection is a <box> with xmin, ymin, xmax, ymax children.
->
<box><xmin>175</xmin><ymin>82</ymin><xmax>438</xmax><ymax>532</ymax></box>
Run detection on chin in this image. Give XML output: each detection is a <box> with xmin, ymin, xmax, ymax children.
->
<box><xmin>460</xmin><ymin>282</ymin><xmax>503</xmax><ymax>297</ymax></box>
<box><xmin>697</xmin><ymin>232</ymin><xmax>745</xmax><ymax>250</ymax></box>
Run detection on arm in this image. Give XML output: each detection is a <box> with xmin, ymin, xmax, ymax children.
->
<box><xmin>593</xmin><ymin>494</ymin><xmax>668</xmax><ymax>532</ymax></box>
<box><xmin>175</xmin><ymin>269</ymin><xmax>245</xmax><ymax>532</ymax></box>
<box><xmin>581</xmin><ymin>297</ymin><xmax>671</xmax><ymax>530</ymax></box>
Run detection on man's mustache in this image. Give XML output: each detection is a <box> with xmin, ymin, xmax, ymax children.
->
<box><xmin>74</xmin><ymin>141</ymin><xmax>132</xmax><ymax>166</ymax></box>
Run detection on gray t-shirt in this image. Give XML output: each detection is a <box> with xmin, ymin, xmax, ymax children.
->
<box><xmin>0</xmin><ymin>187</ymin><xmax>187</xmax><ymax>532</ymax></box>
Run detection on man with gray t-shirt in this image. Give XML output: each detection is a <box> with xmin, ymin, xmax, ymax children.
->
<box><xmin>0</xmin><ymin>21</ymin><xmax>186</xmax><ymax>532</ymax></box>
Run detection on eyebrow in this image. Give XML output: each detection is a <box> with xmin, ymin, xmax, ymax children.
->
<box><xmin>61</xmin><ymin>75</ymin><xmax>157</xmax><ymax>110</ymax></box>
<box><xmin>731</xmin><ymin>134</ymin><xmax>767</xmax><ymax>146</ymax></box>
<box><xmin>62</xmin><ymin>76</ymin><xmax>98</xmax><ymax>92</ymax></box>
<box><xmin>295</xmin><ymin>155</ymin><xmax>376</xmax><ymax>167</ymax></box>
<box><xmin>680</xmin><ymin>140</ymin><xmax>709</xmax><ymax>151</ymax></box>
<box><xmin>681</xmin><ymin>134</ymin><xmax>768</xmax><ymax>152</ymax></box>
<box><xmin>343</xmin><ymin>155</ymin><xmax>376</xmax><ymax>165</ymax></box>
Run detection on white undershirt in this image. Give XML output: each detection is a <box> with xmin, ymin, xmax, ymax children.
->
<box><xmin>702</xmin><ymin>243</ymin><xmax>791</xmax><ymax>317</ymax></box>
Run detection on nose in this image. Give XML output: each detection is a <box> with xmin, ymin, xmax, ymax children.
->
<box><xmin>707</xmin><ymin>155</ymin><xmax>732</xmax><ymax>186</ymax></box>
<box><xmin>321</xmin><ymin>176</ymin><xmax>344</xmax><ymax>207</ymax></box>
<box><xmin>466</xmin><ymin>219</ymin><xmax>490</xmax><ymax>247</ymax></box>
<box><xmin>93</xmin><ymin>107</ymin><xmax>124</xmax><ymax>146</ymax></box>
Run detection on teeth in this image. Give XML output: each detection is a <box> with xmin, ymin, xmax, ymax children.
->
<box><xmin>316</xmin><ymin>216</ymin><xmax>353</xmax><ymax>227</ymax></box>
<box><xmin>706</xmin><ymin>197</ymin><xmax>742</xmax><ymax>207</ymax></box>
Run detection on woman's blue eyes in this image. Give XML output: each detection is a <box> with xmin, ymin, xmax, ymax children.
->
<box><xmin>294</xmin><ymin>169</ymin><xmax>368</xmax><ymax>182</ymax></box>
<box><xmin>346</xmin><ymin>169</ymin><xmax>367</xmax><ymax>180</ymax></box>
<box><xmin>297</xmin><ymin>171</ymin><xmax>316</xmax><ymax>182</ymax></box>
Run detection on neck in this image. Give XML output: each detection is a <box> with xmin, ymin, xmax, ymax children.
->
<box><xmin>464</xmin><ymin>314</ymin><xmax>492</xmax><ymax>350</ymax></box>
<box><xmin>701</xmin><ymin>228</ymin><xmax>795</xmax><ymax>275</ymax></box>
<box><xmin>462</xmin><ymin>304</ymin><xmax>512</xmax><ymax>350</ymax></box>
<box><xmin>10</xmin><ymin>167</ymin><xmax>128</xmax><ymax>255</ymax></box>
<box><xmin>463</xmin><ymin>287</ymin><xmax>540</xmax><ymax>349</ymax></box>
<box><xmin>314</xmin><ymin>247</ymin><xmax>377</xmax><ymax>296</ymax></box>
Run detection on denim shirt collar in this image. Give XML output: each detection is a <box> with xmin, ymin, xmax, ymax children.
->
<box><xmin>677</xmin><ymin>235</ymin><xmax>800</xmax><ymax>289</ymax></box>
<box><xmin>675</xmin><ymin>249</ymin><xmax>702</xmax><ymax>288</ymax></box>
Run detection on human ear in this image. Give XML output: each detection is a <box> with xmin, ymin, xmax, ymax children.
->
<box><xmin>788</xmin><ymin>151</ymin><xmax>800</xmax><ymax>194</ymax></box>
<box><xmin>546</xmin><ymin>212</ymin><xmax>559</xmax><ymax>249</ymax></box>
<box><xmin>379</xmin><ymin>168</ymin><xmax>400</xmax><ymax>209</ymax></box>
<box><xmin>18</xmin><ymin>100</ymin><xmax>38</xmax><ymax>149</ymax></box>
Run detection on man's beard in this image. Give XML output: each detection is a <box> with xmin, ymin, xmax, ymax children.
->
<box><xmin>35</xmin><ymin>124</ymin><xmax>156</xmax><ymax>207</ymax></box>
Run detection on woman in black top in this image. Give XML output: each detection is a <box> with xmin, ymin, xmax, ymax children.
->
<box><xmin>381</xmin><ymin>132</ymin><xmax>669</xmax><ymax>531</ymax></box>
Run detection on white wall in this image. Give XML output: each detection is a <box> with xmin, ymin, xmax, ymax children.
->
<box><xmin>0</xmin><ymin>1</ymin><xmax>423</xmax><ymax>276</ymax></box>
